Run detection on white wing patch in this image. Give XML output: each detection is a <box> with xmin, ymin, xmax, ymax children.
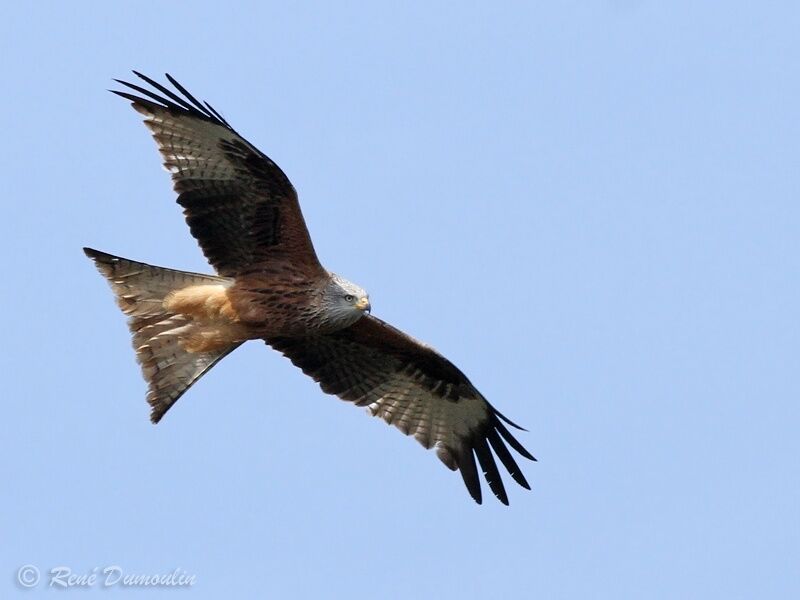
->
<box><xmin>367</xmin><ymin>388</ymin><xmax>488</xmax><ymax>468</ymax></box>
<box><xmin>133</xmin><ymin>104</ymin><xmax>244</xmax><ymax>183</ymax></box>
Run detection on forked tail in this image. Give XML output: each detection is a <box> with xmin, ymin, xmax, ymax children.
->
<box><xmin>84</xmin><ymin>248</ymin><xmax>242</xmax><ymax>422</ymax></box>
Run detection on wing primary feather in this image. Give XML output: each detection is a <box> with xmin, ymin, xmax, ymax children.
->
<box><xmin>165</xmin><ymin>73</ymin><xmax>216</xmax><ymax>118</ymax></box>
<box><xmin>110</xmin><ymin>89</ymin><xmax>162</xmax><ymax>108</ymax></box>
<box><xmin>132</xmin><ymin>71</ymin><xmax>202</xmax><ymax>114</ymax></box>
<box><xmin>490</xmin><ymin>403</ymin><xmax>528</xmax><ymax>431</ymax></box>
<box><xmin>456</xmin><ymin>447</ymin><xmax>483</xmax><ymax>505</ymax></box>
<box><xmin>121</xmin><ymin>74</ymin><xmax>190</xmax><ymax>110</ymax></box>
<box><xmin>113</xmin><ymin>79</ymin><xmax>190</xmax><ymax>113</ymax></box>
<box><xmin>495</xmin><ymin>418</ymin><xmax>537</xmax><ymax>461</ymax></box>
<box><xmin>487</xmin><ymin>428</ymin><xmax>531</xmax><ymax>490</ymax></box>
<box><xmin>473</xmin><ymin>436</ymin><xmax>509</xmax><ymax>505</ymax></box>
<box><xmin>120</xmin><ymin>72</ymin><xmax>224</xmax><ymax>127</ymax></box>
<box><xmin>204</xmin><ymin>101</ymin><xmax>231</xmax><ymax>127</ymax></box>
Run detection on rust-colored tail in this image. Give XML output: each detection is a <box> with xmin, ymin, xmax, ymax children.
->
<box><xmin>84</xmin><ymin>248</ymin><xmax>242</xmax><ymax>422</ymax></box>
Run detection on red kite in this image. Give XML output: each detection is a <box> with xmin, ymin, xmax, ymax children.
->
<box><xmin>85</xmin><ymin>72</ymin><xmax>535</xmax><ymax>504</ymax></box>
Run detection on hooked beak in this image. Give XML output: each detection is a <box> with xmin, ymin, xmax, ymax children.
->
<box><xmin>356</xmin><ymin>297</ymin><xmax>371</xmax><ymax>313</ymax></box>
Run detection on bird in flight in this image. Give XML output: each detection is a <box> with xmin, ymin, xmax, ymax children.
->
<box><xmin>85</xmin><ymin>72</ymin><xmax>535</xmax><ymax>504</ymax></box>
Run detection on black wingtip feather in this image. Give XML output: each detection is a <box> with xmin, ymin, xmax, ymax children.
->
<box><xmin>164</xmin><ymin>73</ymin><xmax>210</xmax><ymax>114</ymax></box>
<box><xmin>473</xmin><ymin>437</ymin><xmax>509</xmax><ymax>505</ymax></box>
<box><xmin>456</xmin><ymin>448</ymin><xmax>483</xmax><ymax>505</ymax></box>
<box><xmin>204</xmin><ymin>100</ymin><xmax>231</xmax><ymax>127</ymax></box>
<box><xmin>111</xmin><ymin>71</ymin><xmax>232</xmax><ymax>131</ymax></box>
<box><xmin>110</xmin><ymin>89</ymin><xmax>147</xmax><ymax>104</ymax></box>
<box><xmin>133</xmin><ymin>71</ymin><xmax>195</xmax><ymax>111</ymax></box>
<box><xmin>491</xmin><ymin>404</ymin><xmax>529</xmax><ymax>431</ymax></box>
<box><xmin>495</xmin><ymin>418</ymin><xmax>537</xmax><ymax>462</ymax></box>
<box><xmin>487</xmin><ymin>428</ymin><xmax>531</xmax><ymax>490</ymax></box>
<box><xmin>112</xmin><ymin>82</ymin><xmax>183</xmax><ymax>113</ymax></box>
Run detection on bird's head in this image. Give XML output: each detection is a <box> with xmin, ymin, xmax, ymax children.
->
<box><xmin>323</xmin><ymin>274</ymin><xmax>371</xmax><ymax>328</ymax></box>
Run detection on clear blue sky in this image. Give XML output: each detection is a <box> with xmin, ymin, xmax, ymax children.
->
<box><xmin>3</xmin><ymin>2</ymin><xmax>798</xmax><ymax>598</ymax></box>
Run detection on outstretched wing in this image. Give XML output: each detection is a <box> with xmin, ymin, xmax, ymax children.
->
<box><xmin>113</xmin><ymin>72</ymin><xmax>325</xmax><ymax>279</ymax></box>
<box><xmin>267</xmin><ymin>315</ymin><xmax>535</xmax><ymax>505</ymax></box>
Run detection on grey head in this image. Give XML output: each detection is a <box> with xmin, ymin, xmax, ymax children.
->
<box><xmin>321</xmin><ymin>273</ymin><xmax>371</xmax><ymax>330</ymax></box>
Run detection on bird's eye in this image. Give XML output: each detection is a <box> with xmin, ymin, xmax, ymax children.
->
<box><xmin>344</xmin><ymin>294</ymin><xmax>354</xmax><ymax>302</ymax></box>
